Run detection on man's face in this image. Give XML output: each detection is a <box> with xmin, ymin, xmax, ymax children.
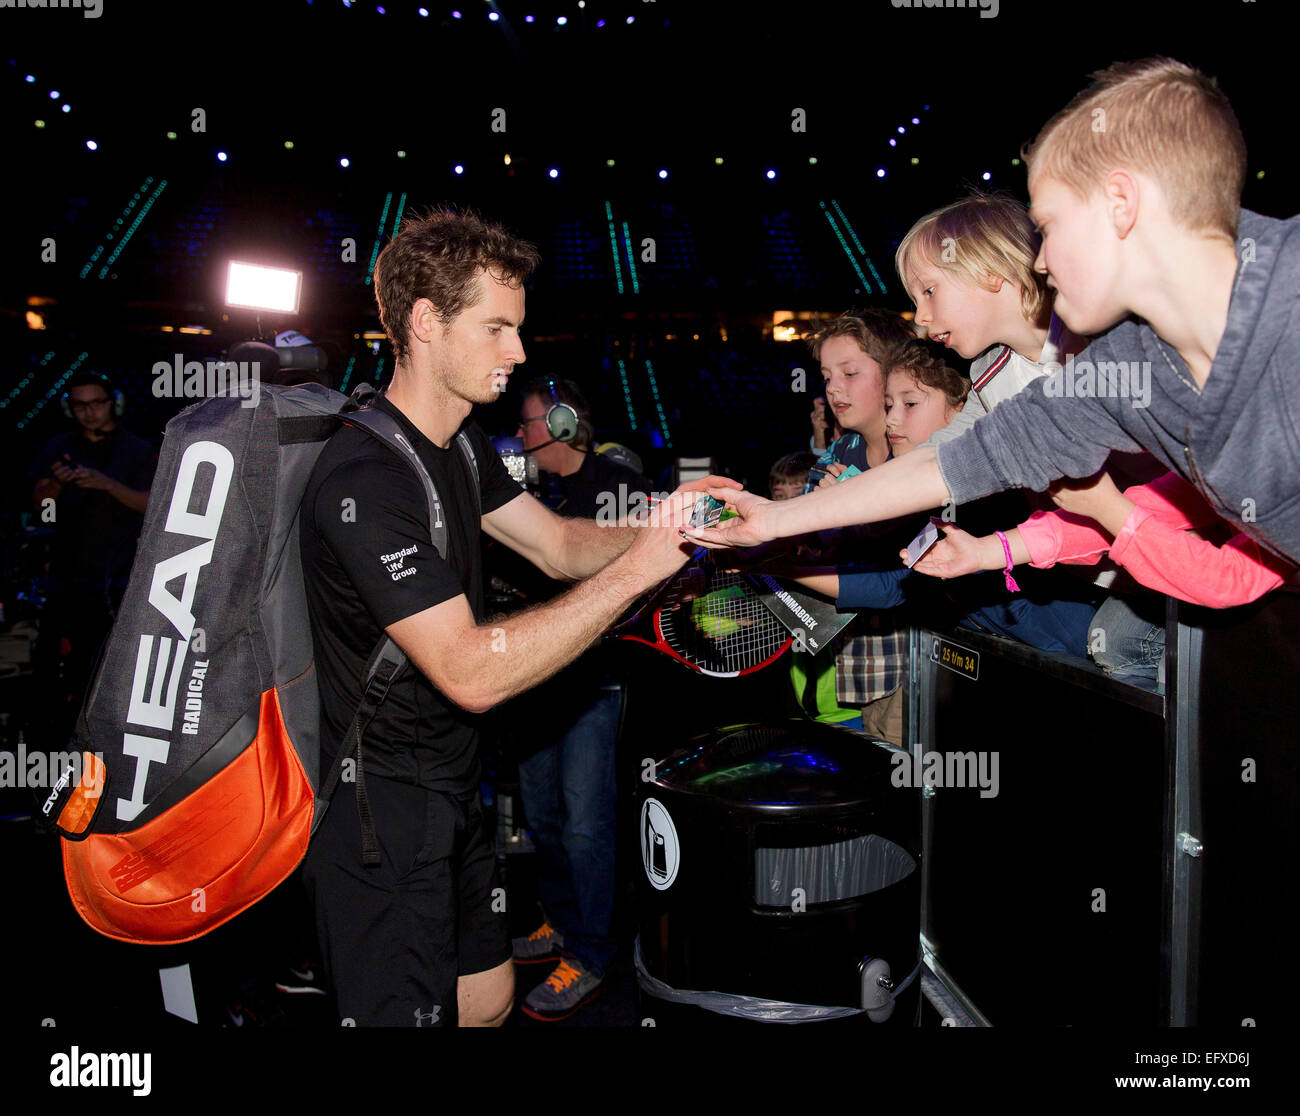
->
<box><xmin>68</xmin><ymin>384</ymin><xmax>114</xmax><ymax>434</ymax></box>
<box><xmin>428</xmin><ymin>268</ymin><xmax>526</xmax><ymax>404</ymax></box>
<box><xmin>907</xmin><ymin>256</ymin><xmax>1003</xmax><ymax>360</ymax></box>
<box><xmin>1029</xmin><ymin>173</ymin><xmax>1127</xmax><ymax>336</ymax></box>
<box><xmin>820</xmin><ymin>334</ymin><xmax>885</xmax><ymax>436</ymax></box>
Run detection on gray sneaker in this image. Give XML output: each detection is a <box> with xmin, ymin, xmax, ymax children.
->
<box><xmin>521</xmin><ymin>958</ymin><xmax>602</xmax><ymax>1021</ymax></box>
<box><xmin>512</xmin><ymin>921</ymin><xmax>564</xmax><ymax>964</ymax></box>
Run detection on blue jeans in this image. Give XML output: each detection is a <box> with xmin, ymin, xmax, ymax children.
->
<box><xmin>1089</xmin><ymin>594</ymin><xmax>1167</xmax><ymax>684</ymax></box>
<box><xmin>515</xmin><ymin>687</ymin><xmax>620</xmax><ymax>978</ymax></box>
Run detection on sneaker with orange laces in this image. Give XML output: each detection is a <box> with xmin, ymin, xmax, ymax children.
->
<box><xmin>521</xmin><ymin>957</ymin><xmax>602</xmax><ymax>1021</ymax></box>
<box><xmin>512</xmin><ymin>920</ymin><xmax>564</xmax><ymax>964</ymax></box>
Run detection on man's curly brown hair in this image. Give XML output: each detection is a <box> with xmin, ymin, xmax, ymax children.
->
<box><xmin>374</xmin><ymin>206</ymin><xmax>541</xmax><ymax>366</ymax></box>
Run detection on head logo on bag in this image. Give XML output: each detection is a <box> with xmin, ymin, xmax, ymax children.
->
<box><xmin>56</xmin><ymin>383</ymin><xmax>476</xmax><ymax>944</ymax></box>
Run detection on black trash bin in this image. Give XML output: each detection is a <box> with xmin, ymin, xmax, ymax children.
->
<box><xmin>635</xmin><ymin>720</ymin><xmax>922</xmax><ymax>1027</ymax></box>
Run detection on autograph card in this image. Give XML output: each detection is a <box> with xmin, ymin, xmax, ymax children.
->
<box><xmin>904</xmin><ymin>520</ymin><xmax>941</xmax><ymax>568</ymax></box>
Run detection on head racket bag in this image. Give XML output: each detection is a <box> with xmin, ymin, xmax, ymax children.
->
<box><xmin>51</xmin><ymin>383</ymin><xmax>474</xmax><ymax>944</ymax></box>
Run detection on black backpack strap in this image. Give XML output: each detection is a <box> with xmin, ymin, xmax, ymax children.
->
<box><xmin>313</xmin><ymin>637</ymin><xmax>407</xmax><ymax>865</ymax></box>
<box><xmin>344</xmin><ymin>408</ymin><xmax>449</xmax><ymax>558</ymax></box>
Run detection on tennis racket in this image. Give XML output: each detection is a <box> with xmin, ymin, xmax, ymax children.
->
<box><xmin>609</xmin><ymin>548</ymin><xmax>793</xmax><ymax>677</ymax></box>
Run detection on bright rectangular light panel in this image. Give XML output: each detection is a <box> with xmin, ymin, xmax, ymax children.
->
<box><xmin>225</xmin><ymin>261</ymin><xmax>301</xmax><ymax>313</ymax></box>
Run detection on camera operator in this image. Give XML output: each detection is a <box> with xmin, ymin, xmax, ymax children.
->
<box><xmin>26</xmin><ymin>372</ymin><xmax>155</xmax><ymax>745</ymax></box>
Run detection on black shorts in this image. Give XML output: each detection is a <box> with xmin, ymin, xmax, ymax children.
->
<box><xmin>301</xmin><ymin>773</ymin><xmax>511</xmax><ymax>1027</ymax></box>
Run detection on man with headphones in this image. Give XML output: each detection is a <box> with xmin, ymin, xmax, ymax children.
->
<box><xmin>27</xmin><ymin>372</ymin><xmax>156</xmax><ymax>744</ymax></box>
<box><xmin>506</xmin><ymin>376</ymin><xmax>651</xmax><ymax>1020</ymax></box>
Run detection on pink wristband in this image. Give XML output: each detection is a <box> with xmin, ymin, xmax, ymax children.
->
<box><xmin>996</xmin><ymin>530</ymin><xmax>1020</xmax><ymax>593</ymax></box>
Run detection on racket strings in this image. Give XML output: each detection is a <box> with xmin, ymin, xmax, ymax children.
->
<box><xmin>660</xmin><ymin>568</ymin><xmax>788</xmax><ymax>673</ymax></box>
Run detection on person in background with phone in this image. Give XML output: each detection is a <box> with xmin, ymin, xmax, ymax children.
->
<box><xmin>27</xmin><ymin>371</ymin><xmax>155</xmax><ymax>752</ymax></box>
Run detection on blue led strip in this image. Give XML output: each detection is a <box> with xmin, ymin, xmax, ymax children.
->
<box><xmin>364</xmin><ymin>191</ymin><xmax>394</xmax><ymax>286</ymax></box>
<box><xmin>99</xmin><ymin>179</ymin><xmax>167</xmax><ymax>278</ymax></box>
<box><xmin>18</xmin><ymin>352</ymin><xmax>88</xmax><ymax>430</ymax></box>
<box><xmin>643</xmin><ymin>359</ymin><xmax>670</xmax><ymax>448</ymax></box>
<box><xmin>374</xmin><ymin>356</ymin><xmax>386</xmax><ymax>386</ymax></box>
<box><xmin>0</xmin><ymin>351</ymin><xmax>56</xmax><ymax>415</ymax></box>
<box><xmin>605</xmin><ymin>202</ymin><xmax>625</xmax><ymax>294</ymax></box>
<box><xmin>391</xmin><ymin>192</ymin><xmax>407</xmax><ymax>237</ymax></box>
<box><xmin>616</xmin><ymin>358</ymin><xmax>637</xmax><ymax>429</ymax></box>
<box><xmin>81</xmin><ymin>177</ymin><xmax>155</xmax><ymax>278</ymax></box>
<box><xmin>621</xmin><ymin>221</ymin><xmax>640</xmax><ymax>295</ymax></box>
<box><xmin>820</xmin><ymin>201</ymin><xmax>871</xmax><ymax>292</ymax></box>
<box><xmin>830</xmin><ymin>198</ymin><xmax>887</xmax><ymax>295</ymax></box>
<box><xmin>340</xmin><ymin>353</ymin><xmax>357</xmax><ymax>393</ymax></box>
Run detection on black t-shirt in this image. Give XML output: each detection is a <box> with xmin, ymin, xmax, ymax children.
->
<box><xmin>27</xmin><ymin>426</ymin><xmax>157</xmax><ymax>585</ymax></box>
<box><xmin>301</xmin><ymin>394</ymin><xmax>524</xmax><ymax>794</ymax></box>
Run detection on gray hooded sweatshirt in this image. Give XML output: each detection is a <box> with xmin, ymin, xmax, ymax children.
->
<box><xmin>936</xmin><ymin>208</ymin><xmax>1300</xmax><ymax>566</ymax></box>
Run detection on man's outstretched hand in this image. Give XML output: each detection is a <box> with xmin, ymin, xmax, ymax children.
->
<box><xmin>680</xmin><ymin>487</ymin><xmax>775</xmax><ymax>550</ymax></box>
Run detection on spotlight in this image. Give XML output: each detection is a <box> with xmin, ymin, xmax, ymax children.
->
<box><xmin>658</xmin><ymin>169</ymin><xmax>667</xmax><ymax>179</ymax></box>
<box><xmin>217</xmin><ymin>151</ymin><xmax>228</xmax><ymax>162</ymax></box>
<box><xmin>35</xmin><ymin>119</ymin><xmax>45</xmax><ymax>128</ymax></box>
<box><xmin>340</xmin><ymin>157</ymin><xmax>350</xmax><ymax>168</ymax></box>
<box><xmin>982</xmin><ymin>171</ymin><xmax>991</xmax><ymax>181</ymax></box>
<box><xmin>525</xmin><ymin>13</ymin><xmax>534</xmax><ymax>21</ymax></box>
<box><xmin>454</xmin><ymin>163</ymin><xmax>464</xmax><ymax>174</ymax></box>
<box><xmin>897</xmin><ymin>126</ymin><xmax>905</xmax><ymax>134</ymax></box>
<box><xmin>488</xmin><ymin>11</ymin><xmax>498</xmax><ymax>20</ymax></box>
<box><xmin>25</xmin><ymin>75</ymin><xmax>34</xmax><ymax>83</ymax></box>
<box><xmin>284</xmin><ymin>140</ymin><xmax>294</xmax><ymax>149</ymax></box>
<box><xmin>557</xmin><ymin>15</ymin><xmax>566</xmax><ymax>24</ymax></box>
<box><xmin>86</xmin><ymin>139</ymin><xmax>98</xmax><ymax>150</ymax></box>
<box><xmin>714</xmin><ymin>157</ymin><xmax>723</xmax><ymax>165</ymax></box>
<box><xmin>912</xmin><ymin>117</ymin><xmax>920</xmax><ymax>124</ymax></box>
<box><xmin>61</xmin><ymin>103</ymin><xmax>71</xmax><ymax>113</ymax></box>
<box><xmin>765</xmin><ymin>169</ymin><xmax>775</xmax><ymax>179</ymax></box>
<box><xmin>419</xmin><ymin>7</ymin><xmax>428</xmax><ymax>14</ymax></box>
<box><xmin>876</xmin><ymin>168</ymin><xmax>885</xmax><ymax>178</ymax></box>
<box><xmin>548</xmin><ymin>168</ymin><xmax>558</xmax><ymax>178</ymax></box>
<box><xmin>225</xmin><ymin>261</ymin><xmax>302</xmax><ymax>314</ymax></box>
<box><xmin>889</xmin><ymin>138</ymin><xmax>896</xmax><ymax>146</ymax></box>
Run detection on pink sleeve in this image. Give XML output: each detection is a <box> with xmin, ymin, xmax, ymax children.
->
<box><xmin>1123</xmin><ymin>471</ymin><xmax>1220</xmax><ymax>530</ymax></box>
<box><xmin>1017</xmin><ymin>509</ymin><xmax>1110</xmax><ymax>567</ymax></box>
<box><xmin>1109</xmin><ymin>506</ymin><xmax>1294</xmax><ymax>607</ymax></box>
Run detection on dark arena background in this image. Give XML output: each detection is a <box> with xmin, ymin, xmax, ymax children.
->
<box><xmin>1</xmin><ymin>0</ymin><xmax>1295</xmax><ymax>1100</ymax></box>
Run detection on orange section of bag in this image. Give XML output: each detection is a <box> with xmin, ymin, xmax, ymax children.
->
<box><xmin>62</xmin><ymin>688</ymin><xmax>313</xmax><ymax>944</ymax></box>
<box><xmin>55</xmin><ymin>751</ymin><xmax>106</xmax><ymax>835</ymax></box>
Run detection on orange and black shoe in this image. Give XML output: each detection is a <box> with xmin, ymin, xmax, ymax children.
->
<box><xmin>520</xmin><ymin>957</ymin><xmax>602</xmax><ymax>1021</ymax></box>
<box><xmin>512</xmin><ymin>920</ymin><xmax>564</xmax><ymax>965</ymax></box>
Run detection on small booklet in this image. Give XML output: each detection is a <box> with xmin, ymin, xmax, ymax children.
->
<box><xmin>745</xmin><ymin>573</ymin><xmax>857</xmax><ymax>654</ymax></box>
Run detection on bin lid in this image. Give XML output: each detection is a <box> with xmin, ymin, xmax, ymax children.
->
<box><xmin>648</xmin><ymin>721</ymin><xmax>906</xmax><ymax>811</ymax></box>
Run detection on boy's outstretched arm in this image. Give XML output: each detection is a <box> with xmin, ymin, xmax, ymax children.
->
<box><xmin>683</xmin><ymin>446</ymin><xmax>951</xmax><ymax>548</ymax></box>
